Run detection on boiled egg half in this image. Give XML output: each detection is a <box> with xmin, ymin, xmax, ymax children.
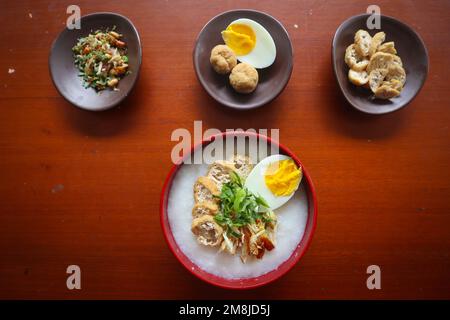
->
<box><xmin>244</xmin><ymin>155</ymin><xmax>302</xmax><ymax>210</ymax></box>
<box><xmin>221</xmin><ymin>18</ymin><xmax>276</xmax><ymax>69</ymax></box>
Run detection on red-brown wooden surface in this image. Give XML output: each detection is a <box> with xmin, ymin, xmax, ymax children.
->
<box><xmin>0</xmin><ymin>0</ymin><xmax>449</xmax><ymax>299</ymax></box>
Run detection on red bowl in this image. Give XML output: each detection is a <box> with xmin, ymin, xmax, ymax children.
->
<box><xmin>160</xmin><ymin>131</ymin><xmax>317</xmax><ymax>289</ymax></box>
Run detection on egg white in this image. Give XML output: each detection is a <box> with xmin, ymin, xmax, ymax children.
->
<box><xmin>227</xmin><ymin>18</ymin><xmax>276</xmax><ymax>69</ymax></box>
<box><xmin>244</xmin><ymin>154</ymin><xmax>300</xmax><ymax>210</ymax></box>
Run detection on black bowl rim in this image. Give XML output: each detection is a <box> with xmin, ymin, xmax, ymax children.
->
<box><xmin>193</xmin><ymin>9</ymin><xmax>294</xmax><ymax>110</ymax></box>
<box><xmin>331</xmin><ymin>13</ymin><xmax>429</xmax><ymax>115</ymax></box>
<box><xmin>49</xmin><ymin>12</ymin><xmax>142</xmax><ymax>111</ymax></box>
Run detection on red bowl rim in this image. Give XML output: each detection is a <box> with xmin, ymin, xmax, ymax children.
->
<box><xmin>160</xmin><ymin>131</ymin><xmax>318</xmax><ymax>289</ymax></box>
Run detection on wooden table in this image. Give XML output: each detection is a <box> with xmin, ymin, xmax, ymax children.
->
<box><xmin>0</xmin><ymin>0</ymin><xmax>449</xmax><ymax>299</ymax></box>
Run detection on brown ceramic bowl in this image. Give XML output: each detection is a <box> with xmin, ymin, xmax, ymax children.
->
<box><xmin>193</xmin><ymin>9</ymin><xmax>293</xmax><ymax>110</ymax></box>
<box><xmin>332</xmin><ymin>14</ymin><xmax>428</xmax><ymax>115</ymax></box>
<box><xmin>49</xmin><ymin>12</ymin><xmax>142</xmax><ymax>111</ymax></box>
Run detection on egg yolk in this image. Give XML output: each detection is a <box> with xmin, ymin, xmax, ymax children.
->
<box><xmin>264</xmin><ymin>159</ymin><xmax>302</xmax><ymax>197</ymax></box>
<box><xmin>221</xmin><ymin>23</ymin><xmax>256</xmax><ymax>56</ymax></box>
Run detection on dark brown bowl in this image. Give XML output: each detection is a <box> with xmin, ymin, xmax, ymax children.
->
<box><xmin>332</xmin><ymin>14</ymin><xmax>428</xmax><ymax>115</ymax></box>
<box><xmin>193</xmin><ymin>9</ymin><xmax>293</xmax><ymax>110</ymax></box>
<box><xmin>49</xmin><ymin>12</ymin><xmax>142</xmax><ymax>111</ymax></box>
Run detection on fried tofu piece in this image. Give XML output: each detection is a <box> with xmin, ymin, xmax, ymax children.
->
<box><xmin>191</xmin><ymin>215</ymin><xmax>223</xmax><ymax>247</ymax></box>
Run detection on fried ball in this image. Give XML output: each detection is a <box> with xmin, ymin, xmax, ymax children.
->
<box><xmin>210</xmin><ymin>45</ymin><xmax>237</xmax><ymax>74</ymax></box>
<box><xmin>229</xmin><ymin>63</ymin><xmax>259</xmax><ymax>94</ymax></box>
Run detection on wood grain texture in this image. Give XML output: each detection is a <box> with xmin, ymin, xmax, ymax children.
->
<box><xmin>0</xmin><ymin>0</ymin><xmax>449</xmax><ymax>299</ymax></box>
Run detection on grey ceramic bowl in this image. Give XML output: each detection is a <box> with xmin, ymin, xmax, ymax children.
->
<box><xmin>49</xmin><ymin>12</ymin><xmax>142</xmax><ymax>111</ymax></box>
<box><xmin>193</xmin><ymin>9</ymin><xmax>293</xmax><ymax>110</ymax></box>
<box><xmin>332</xmin><ymin>14</ymin><xmax>428</xmax><ymax>114</ymax></box>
